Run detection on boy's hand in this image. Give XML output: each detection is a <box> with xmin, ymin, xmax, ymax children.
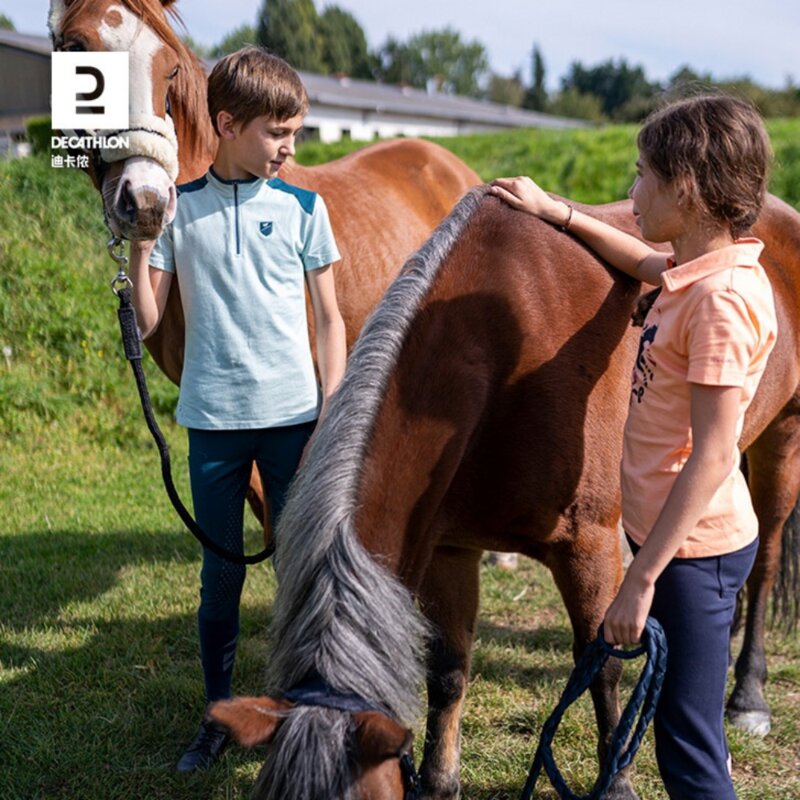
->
<box><xmin>129</xmin><ymin>239</ymin><xmax>157</xmax><ymax>256</ymax></box>
<box><xmin>490</xmin><ymin>176</ymin><xmax>569</xmax><ymax>227</ymax></box>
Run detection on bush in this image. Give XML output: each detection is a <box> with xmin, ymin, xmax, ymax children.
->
<box><xmin>25</xmin><ymin>116</ymin><xmax>52</xmax><ymax>155</ymax></box>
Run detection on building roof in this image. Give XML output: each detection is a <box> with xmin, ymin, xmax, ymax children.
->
<box><xmin>0</xmin><ymin>30</ymin><xmax>52</xmax><ymax>57</ymax></box>
<box><xmin>294</xmin><ymin>71</ymin><xmax>587</xmax><ymax>130</ymax></box>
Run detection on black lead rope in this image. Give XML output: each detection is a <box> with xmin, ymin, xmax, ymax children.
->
<box><xmin>115</xmin><ymin>283</ymin><xmax>273</xmax><ymax>566</ymax></box>
<box><xmin>520</xmin><ymin>617</ymin><xmax>667</xmax><ymax>800</ymax></box>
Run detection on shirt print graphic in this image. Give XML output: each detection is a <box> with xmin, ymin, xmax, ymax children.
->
<box><xmin>259</xmin><ymin>221</ymin><xmax>273</xmax><ymax>237</ymax></box>
<box><xmin>631</xmin><ymin>322</ymin><xmax>658</xmax><ymax>404</ymax></box>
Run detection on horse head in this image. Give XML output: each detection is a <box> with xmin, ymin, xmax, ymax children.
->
<box><xmin>210</xmin><ymin>696</ymin><xmax>420</xmax><ymax>800</ymax></box>
<box><xmin>48</xmin><ymin>0</ymin><xmax>215</xmax><ymax>240</ymax></box>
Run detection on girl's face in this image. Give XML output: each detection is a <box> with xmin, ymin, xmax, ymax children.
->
<box><xmin>628</xmin><ymin>155</ymin><xmax>684</xmax><ymax>243</ymax></box>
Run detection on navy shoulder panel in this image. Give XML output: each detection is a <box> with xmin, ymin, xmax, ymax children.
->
<box><xmin>177</xmin><ymin>175</ymin><xmax>208</xmax><ymax>196</ymax></box>
<box><xmin>268</xmin><ymin>178</ymin><xmax>317</xmax><ymax>214</ymax></box>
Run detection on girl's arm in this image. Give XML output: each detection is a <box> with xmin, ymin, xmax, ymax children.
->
<box><xmin>306</xmin><ymin>264</ymin><xmax>347</xmax><ymax>420</ymax></box>
<box><xmin>603</xmin><ymin>382</ymin><xmax>743</xmax><ymax>645</ymax></box>
<box><xmin>490</xmin><ymin>176</ymin><xmax>669</xmax><ymax>286</ymax></box>
<box><xmin>129</xmin><ymin>240</ymin><xmax>173</xmax><ymax>339</ymax></box>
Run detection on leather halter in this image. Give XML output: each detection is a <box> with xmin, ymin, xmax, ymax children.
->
<box><xmin>285</xmin><ymin>673</ymin><xmax>422</xmax><ymax>800</ymax></box>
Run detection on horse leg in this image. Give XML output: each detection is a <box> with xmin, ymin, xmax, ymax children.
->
<box><xmin>416</xmin><ymin>545</ymin><xmax>482</xmax><ymax>800</ymax></box>
<box><xmin>728</xmin><ymin>413</ymin><xmax>800</xmax><ymax>735</ymax></box>
<box><xmin>548</xmin><ymin>529</ymin><xmax>640</xmax><ymax>800</ymax></box>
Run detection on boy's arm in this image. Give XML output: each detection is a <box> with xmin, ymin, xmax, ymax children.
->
<box><xmin>306</xmin><ymin>264</ymin><xmax>346</xmax><ymax>418</ymax></box>
<box><xmin>129</xmin><ymin>240</ymin><xmax>173</xmax><ymax>339</ymax></box>
<box><xmin>490</xmin><ymin>176</ymin><xmax>669</xmax><ymax>286</ymax></box>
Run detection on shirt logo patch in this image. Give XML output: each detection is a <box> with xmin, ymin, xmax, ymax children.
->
<box><xmin>259</xmin><ymin>221</ymin><xmax>273</xmax><ymax>237</ymax></box>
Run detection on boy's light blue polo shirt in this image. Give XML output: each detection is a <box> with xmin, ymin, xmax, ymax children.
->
<box><xmin>149</xmin><ymin>167</ymin><xmax>341</xmax><ymax>430</ymax></box>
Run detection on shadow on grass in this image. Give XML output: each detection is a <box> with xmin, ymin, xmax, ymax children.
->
<box><xmin>0</xmin><ymin>528</ymin><xmax>201</xmax><ymax>628</ymax></box>
<box><xmin>0</xmin><ymin>528</ymin><xmax>273</xmax><ymax>799</ymax></box>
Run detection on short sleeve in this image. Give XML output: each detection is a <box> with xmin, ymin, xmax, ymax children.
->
<box><xmin>301</xmin><ymin>195</ymin><xmax>341</xmax><ymax>271</ymax></box>
<box><xmin>148</xmin><ymin>222</ymin><xmax>176</xmax><ymax>274</ymax></box>
<box><xmin>686</xmin><ymin>290</ymin><xmax>758</xmax><ymax>387</ymax></box>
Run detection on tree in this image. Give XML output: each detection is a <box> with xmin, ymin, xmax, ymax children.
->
<box><xmin>257</xmin><ymin>0</ymin><xmax>325</xmax><ymax>73</ymax></box>
<box><xmin>547</xmin><ymin>87</ymin><xmax>605</xmax><ymax>122</ymax></box>
<box><xmin>0</xmin><ymin>13</ymin><xmax>15</xmax><ymax>30</ymax></box>
<box><xmin>561</xmin><ymin>58</ymin><xmax>657</xmax><ymax>118</ymax></box>
<box><xmin>318</xmin><ymin>6</ymin><xmax>373</xmax><ymax>79</ymax></box>
<box><xmin>523</xmin><ymin>45</ymin><xmax>547</xmax><ymax>111</ymax></box>
<box><xmin>377</xmin><ymin>27</ymin><xmax>489</xmax><ymax>97</ymax></box>
<box><xmin>210</xmin><ymin>25</ymin><xmax>259</xmax><ymax>58</ymax></box>
<box><xmin>487</xmin><ymin>71</ymin><xmax>524</xmax><ymax>107</ymax></box>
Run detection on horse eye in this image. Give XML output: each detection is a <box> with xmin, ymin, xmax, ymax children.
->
<box><xmin>63</xmin><ymin>40</ymin><xmax>87</xmax><ymax>52</ymax></box>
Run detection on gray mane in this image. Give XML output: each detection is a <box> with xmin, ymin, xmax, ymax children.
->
<box><xmin>257</xmin><ymin>185</ymin><xmax>490</xmax><ymax>798</ymax></box>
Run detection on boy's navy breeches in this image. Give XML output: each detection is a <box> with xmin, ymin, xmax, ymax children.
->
<box><xmin>188</xmin><ymin>422</ymin><xmax>315</xmax><ymax>702</ymax></box>
<box><xmin>628</xmin><ymin>535</ymin><xmax>757</xmax><ymax>800</ymax></box>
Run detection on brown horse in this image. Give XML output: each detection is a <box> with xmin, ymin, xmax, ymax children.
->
<box><xmin>211</xmin><ymin>187</ymin><xmax>800</xmax><ymax>799</ymax></box>
<box><xmin>49</xmin><ymin>0</ymin><xmax>479</xmax><ymax>523</ymax></box>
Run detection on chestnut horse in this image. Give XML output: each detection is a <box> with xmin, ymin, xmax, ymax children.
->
<box><xmin>49</xmin><ymin>0</ymin><xmax>479</xmax><ymax>522</ymax></box>
<box><xmin>211</xmin><ymin>187</ymin><xmax>800</xmax><ymax>799</ymax></box>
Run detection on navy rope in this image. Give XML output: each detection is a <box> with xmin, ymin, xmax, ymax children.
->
<box><xmin>520</xmin><ymin>616</ymin><xmax>667</xmax><ymax>800</ymax></box>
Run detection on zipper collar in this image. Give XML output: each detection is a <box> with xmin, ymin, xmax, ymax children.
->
<box><xmin>207</xmin><ymin>166</ymin><xmax>263</xmax><ymax>198</ymax></box>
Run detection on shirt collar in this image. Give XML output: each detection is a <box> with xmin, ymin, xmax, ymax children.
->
<box><xmin>662</xmin><ymin>238</ymin><xmax>765</xmax><ymax>292</ymax></box>
<box><xmin>206</xmin><ymin>166</ymin><xmax>264</xmax><ymax>197</ymax></box>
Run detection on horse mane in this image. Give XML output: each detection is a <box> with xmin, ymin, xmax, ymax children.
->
<box><xmin>257</xmin><ymin>185</ymin><xmax>490</xmax><ymax>796</ymax></box>
<box><xmin>61</xmin><ymin>0</ymin><xmax>216</xmax><ymax>167</ymax></box>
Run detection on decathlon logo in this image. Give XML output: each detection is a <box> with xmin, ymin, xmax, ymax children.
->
<box><xmin>51</xmin><ymin>52</ymin><xmax>129</xmax><ymax>129</ymax></box>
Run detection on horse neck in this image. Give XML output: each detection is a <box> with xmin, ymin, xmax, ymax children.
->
<box><xmin>170</xmin><ymin>52</ymin><xmax>216</xmax><ymax>182</ymax></box>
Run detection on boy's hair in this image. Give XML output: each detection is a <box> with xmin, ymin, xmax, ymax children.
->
<box><xmin>207</xmin><ymin>46</ymin><xmax>309</xmax><ymax>135</ymax></box>
<box><xmin>637</xmin><ymin>95</ymin><xmax>772</xmax><ymax>237</ymax></box>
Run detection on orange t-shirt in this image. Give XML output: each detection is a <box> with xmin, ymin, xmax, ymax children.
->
<box><xmin>621</xmin><ymin>239</ymin><xmax>777</xmax><ymax>558</ymax></box>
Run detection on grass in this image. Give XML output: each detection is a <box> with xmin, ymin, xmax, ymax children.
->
<box><xmin>2</xmin><ymin>123</ymin><xmax>800</xmax><ymax>798</ymax></box>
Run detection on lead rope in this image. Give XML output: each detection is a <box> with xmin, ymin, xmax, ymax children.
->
<box><xmin>108</xmin><ymin>236</ymin><xmax>273</xmax><ymax>566</ymax></box>
<box><xmin>520</xmin><ymin>616</ymin><xmax>667</xmax><ymax>800</ymax></box>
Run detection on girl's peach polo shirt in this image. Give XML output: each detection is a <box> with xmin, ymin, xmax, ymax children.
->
<box><xmin>621</xmin><ymin>239</ymin><xmax>777</xmax><ymax>558</ymax></box>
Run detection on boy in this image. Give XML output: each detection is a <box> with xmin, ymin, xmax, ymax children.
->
<box><xmin>129</xmin><ymin>46</ymin><xmax>346</xmax><ymax>772</ymax></box>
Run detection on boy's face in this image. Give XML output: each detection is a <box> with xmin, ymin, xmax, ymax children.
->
<box><xmin>225</xmin><ymin>113</ymin><xmax>305</xmax><ymax>180</ymax></box>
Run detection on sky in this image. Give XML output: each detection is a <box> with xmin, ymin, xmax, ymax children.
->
<box><xmin>6</xmin><ymin>0</ymin><xmax>799</xmax><ymax>91</ymax></box>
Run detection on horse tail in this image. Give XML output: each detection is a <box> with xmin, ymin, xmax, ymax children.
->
<box><xmin>771</xmin><ymin>495</ymin><xmax>800</xmax><ymax>632</ymax></box>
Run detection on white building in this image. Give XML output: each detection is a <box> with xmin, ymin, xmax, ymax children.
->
<box><xmin>1</xmin><ymin>30</ymin><xmax>588</xmax><ymax>152</ymax></box>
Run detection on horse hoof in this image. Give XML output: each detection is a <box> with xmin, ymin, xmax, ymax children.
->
<box><xmin>727</xmin><ymin>709</ymin><xmax>771</xmax><ymax>736</ymax></box>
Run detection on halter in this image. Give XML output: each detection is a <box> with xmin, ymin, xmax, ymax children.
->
<box><xmin>64</xmin><ymin>112</ymin><xmax>179</xmax><ymax>184</ymax></box>
<box><xmin>284</xmin><ymin>673</ymin><xmax>422</xmax><ymax>800</ymax></box>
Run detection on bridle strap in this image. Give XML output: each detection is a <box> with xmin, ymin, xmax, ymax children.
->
<box><xmin>284</xmin><ymin>672</ymin><xmax>422</xmax><ymax>799</ymax></box>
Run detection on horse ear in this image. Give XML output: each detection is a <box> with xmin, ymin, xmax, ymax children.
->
<box><xmin>353</xmin><ymin>711</ymin><xmax>413</xmax><ymax>767</ymax></box>
<box><xmin>208</xmin><ymin>696</ymin><xmax>293</xmax><ymax>748</ymax></box>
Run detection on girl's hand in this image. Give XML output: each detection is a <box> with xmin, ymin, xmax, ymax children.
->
<box><xmin>602</xmin><ymin>568</ymin><xmax>655</xmax><ymax>646</ymax></box>
<box><xmin>490</xmin><ymin>176</ymin><xmax>568</xmax><ymax>225</ymax></box>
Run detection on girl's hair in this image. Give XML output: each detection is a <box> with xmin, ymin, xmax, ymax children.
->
<box><xmin>207</xmin><ymin>46</ymin><xmax>309</xmax><ymax>135</ymax></box>
<box><xmin>637</xmin><ymin>95</ymin><xmax>772</xmax><ymax>237</ymax></box>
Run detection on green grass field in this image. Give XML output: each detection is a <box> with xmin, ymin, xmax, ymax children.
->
<box><xmin>2</xmin><ymin>123</ymin><xmax>799</xmax><ymax>798</ymax></box>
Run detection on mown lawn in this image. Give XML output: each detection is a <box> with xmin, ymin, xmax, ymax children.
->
<box><xmin>2</xmin><ymin>124</ymin><xmax>799</xmax><ymax>798</ymax></box>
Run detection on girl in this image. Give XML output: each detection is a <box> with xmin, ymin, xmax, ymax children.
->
<box><xmin>491</xmin><ymin>95</ymin><xmax>777</xmax><ymax>799</ymax></box>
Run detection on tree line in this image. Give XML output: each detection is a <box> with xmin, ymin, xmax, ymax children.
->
<box><xmin>8</xmin><ymin>1</ymin><xmax>796</xmax><ymax>122</ymax></box>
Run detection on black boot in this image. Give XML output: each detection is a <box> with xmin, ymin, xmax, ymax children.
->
<box><xmin>176</xmin><ymin>715</ymin><xmax>230</xmax><ymax>773</ymax></box>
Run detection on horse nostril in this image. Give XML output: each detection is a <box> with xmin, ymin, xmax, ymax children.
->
<box><xmin>116</xmin><ymin>179</ymin><xmax>137</xmax><ymax>220</ymax></box>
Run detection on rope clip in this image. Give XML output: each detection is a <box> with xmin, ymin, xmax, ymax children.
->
<box><xmin>107</xmin><ymin>235</ymin><xmax>132</xmax><ymax>296</ymax></box>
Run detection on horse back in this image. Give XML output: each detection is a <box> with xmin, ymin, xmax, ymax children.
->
<box><xmin>282</xmin><ymin>140</ymin><xmax>480</xmax><ymax>344</ymax></box>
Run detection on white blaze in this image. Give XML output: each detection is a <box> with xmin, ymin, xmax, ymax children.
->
<box><xmin>48</xmin><ymin>0</ymin><xmax>67</xmax><ymax>37</ymax></box>
<box><xmin>98</xmin><ymin>4</ymin><xmax>163</xmax><ymax>121</ymax></box>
